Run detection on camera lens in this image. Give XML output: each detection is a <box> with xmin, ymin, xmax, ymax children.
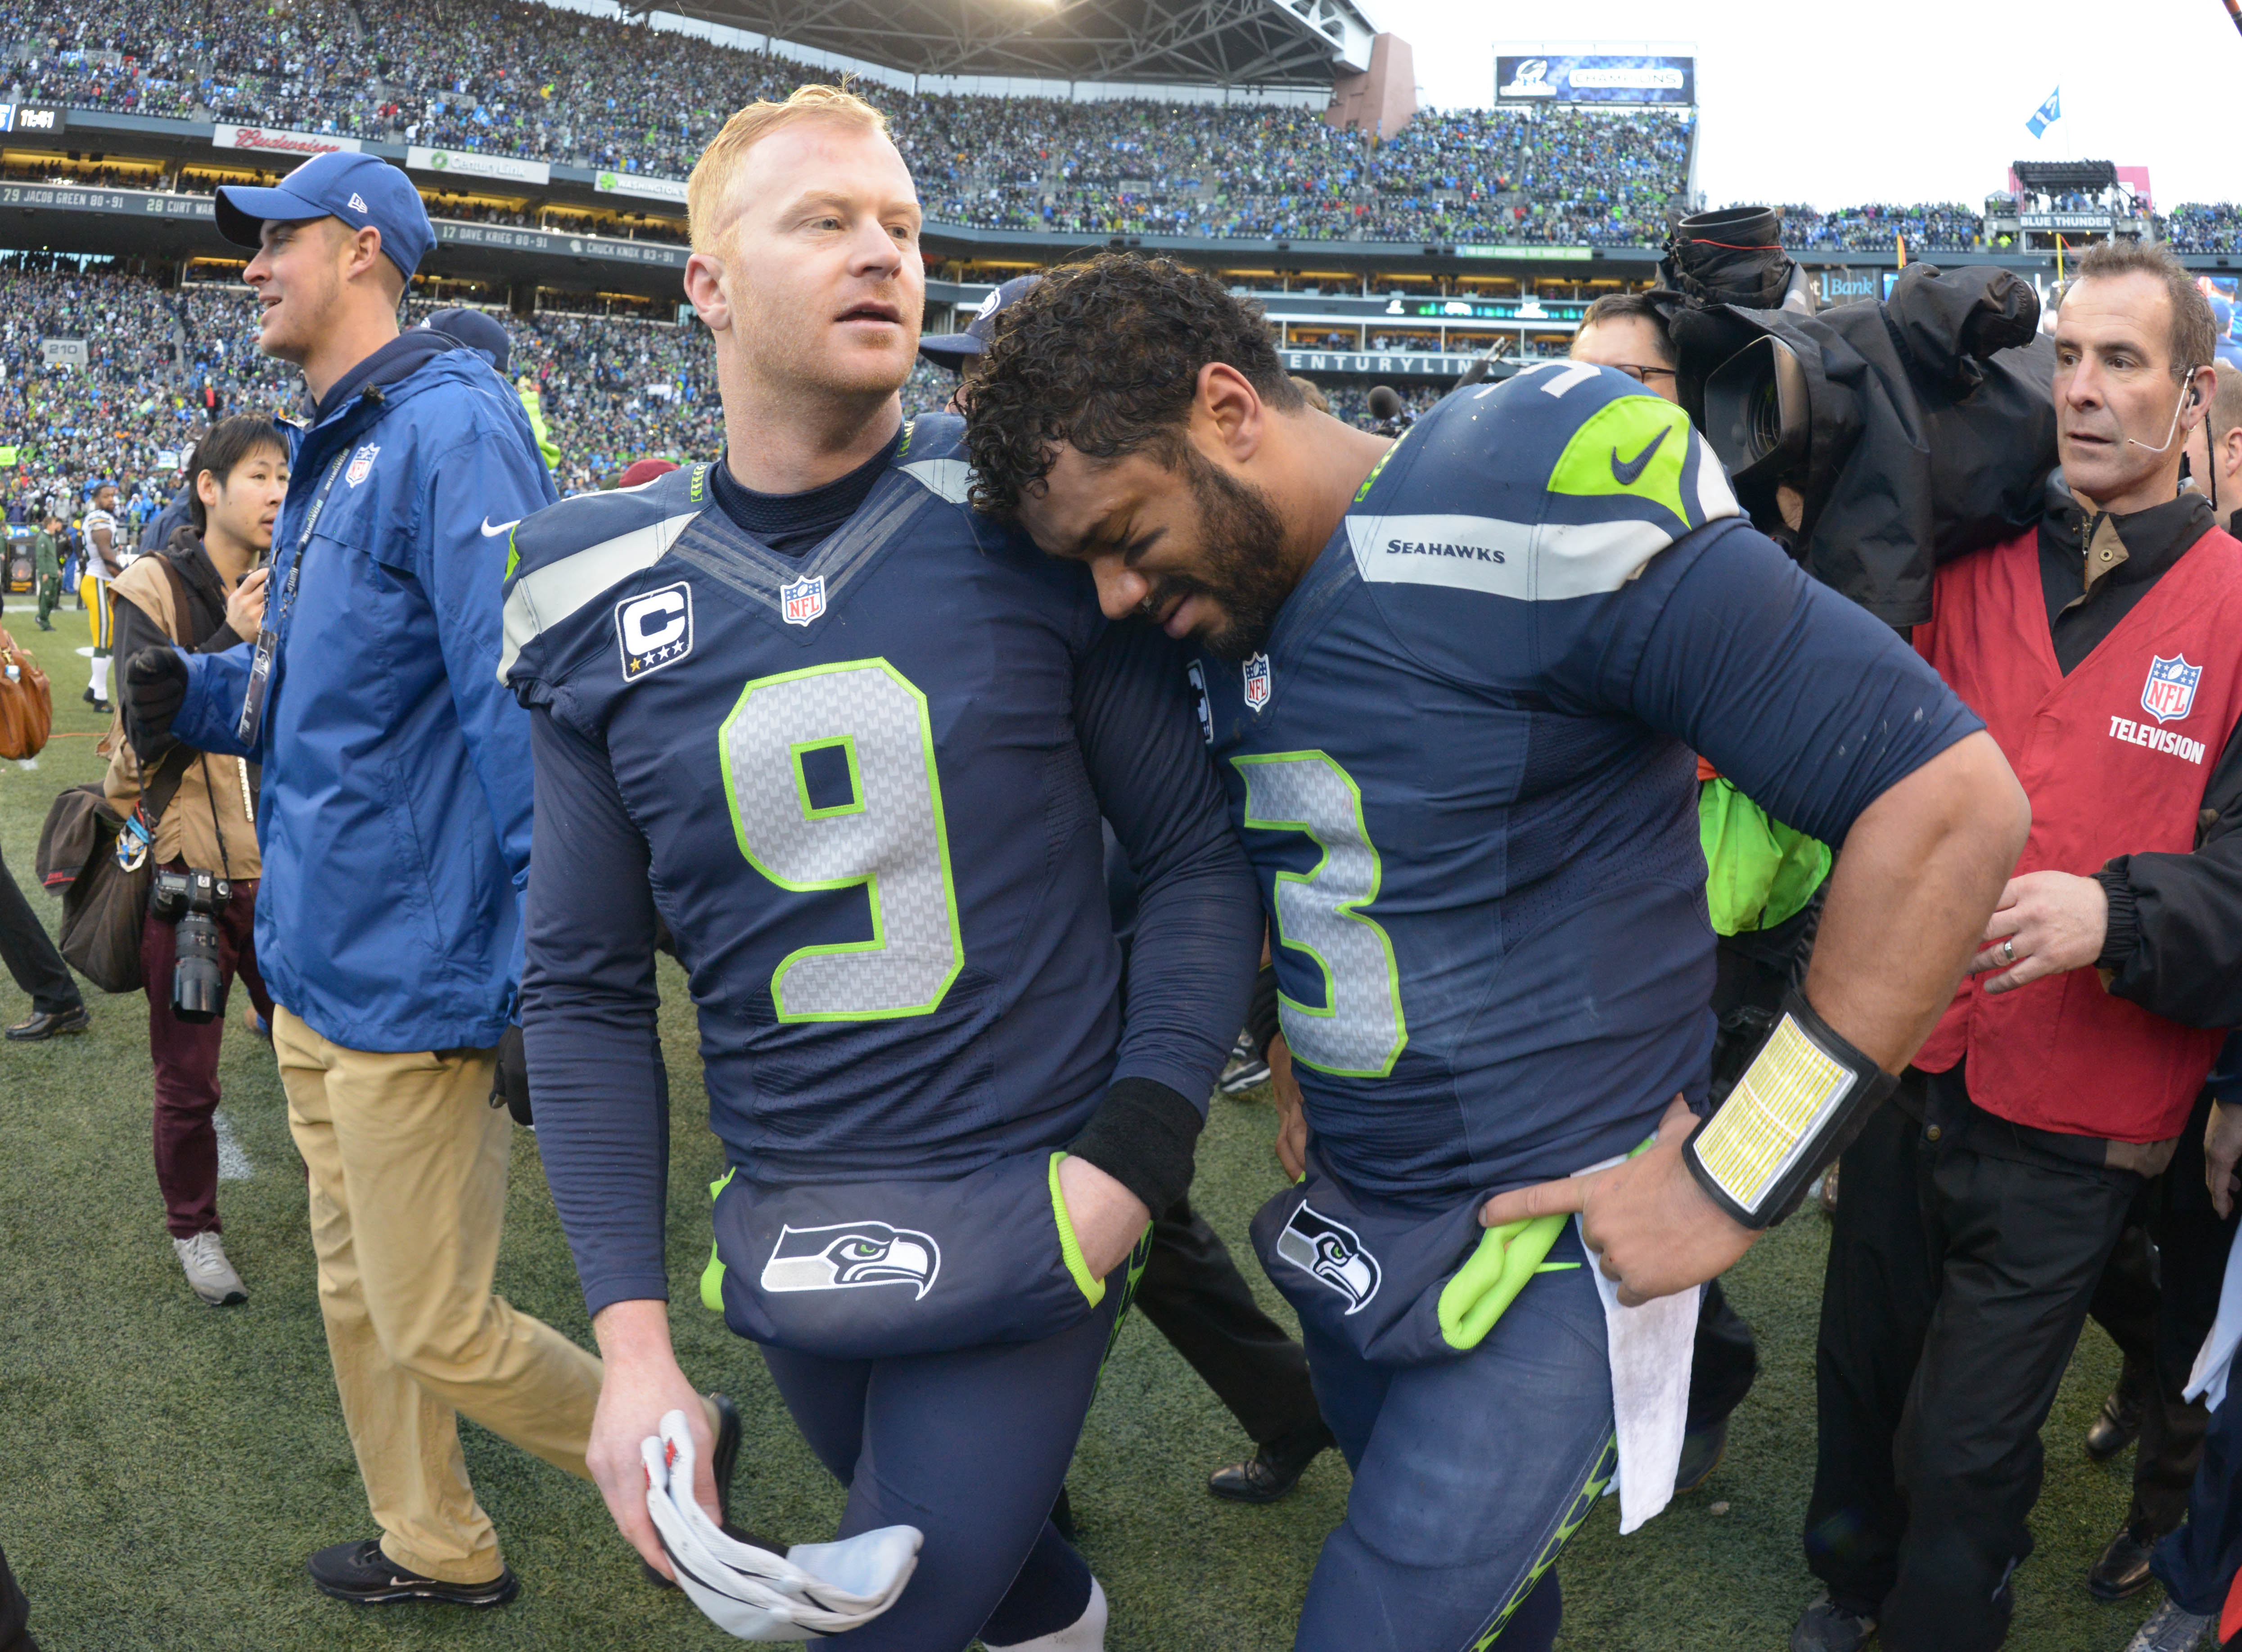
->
<box><xmin>171</xmin><ymin>911</ymin><xmax>226</xmax><ymax>1025</ymax></box>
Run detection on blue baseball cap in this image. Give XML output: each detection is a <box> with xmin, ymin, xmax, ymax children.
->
<box><xmin>215</xmin><ymin>150</ymin><xmax>434</xmax><ymax>282</ymax></box>
<box><xmin>418</xmin><ymin>306</ymin><xmax>510</xmax><ymax>373</ymax></box>
<box><xmin>919</xmin><ymin>274</ymin><xmax>1041</xmax><ymax>372</ymax></box>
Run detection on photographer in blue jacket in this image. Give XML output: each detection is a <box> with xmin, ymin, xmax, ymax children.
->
<box><xmin>118</xmin><ymin>151</ymin><xmax>603</xmax><ymax>1610</ymax></box>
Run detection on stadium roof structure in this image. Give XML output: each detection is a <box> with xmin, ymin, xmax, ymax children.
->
<box><xmin>2013</xmin><ymin>160</ymin><xmax>2119</xmax><ymax>193</ymax></box>
<box><xmin>664</xmin><ymin>0</ymin><xmax>1378</xmax><ymax>87</ymax></box>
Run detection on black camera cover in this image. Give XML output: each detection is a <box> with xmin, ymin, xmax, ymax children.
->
<box><xmin>1669</xmin><ymin>263</ymin><xmax>2057</xmax><ymax>628</ymax></box>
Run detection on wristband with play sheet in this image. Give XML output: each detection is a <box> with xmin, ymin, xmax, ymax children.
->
<box><xmin>1683</xmin><ymin>990</ymin><xmax>1897</xmax><ymax>1228</ymax></box>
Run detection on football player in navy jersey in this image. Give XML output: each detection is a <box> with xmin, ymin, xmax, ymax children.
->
<box><xmin>964</xmin><ymin>254</ymin><xmax>2031</xmax><ymax>1652</ymax></box>
<box><xmin>501</xmin><ymin>95</ymin><xmax>1259</xmax><ymax>1650</ymax></box>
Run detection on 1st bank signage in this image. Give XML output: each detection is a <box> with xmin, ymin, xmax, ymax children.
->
<box><xmin>212</xmin><ymin>125</ymin><xmax>363</xmax><ymax>157</ymax></box>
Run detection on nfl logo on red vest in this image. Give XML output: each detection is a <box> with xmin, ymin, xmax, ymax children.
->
<box><xmin>1244</xmin><ymin>652</ymin><xmax>1272</xmax><ymax>712</ymax></box>
<box><xmin>2142</xmin><ymin>654</ymin><xmax>2201</xmax><ymax>724</ymax></box>
<box><xmin>782</xmin><ymin>574</ymin><xmax>826</xmax><ymax>627</ymax></box>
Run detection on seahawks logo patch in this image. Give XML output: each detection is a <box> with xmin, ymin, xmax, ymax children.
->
<box><xmin>1276</xmin><ymin>1203</ymin><xmax>1380</xmax><ymax>1314</ymax></box>
<box><xmin>760</xmin><ymin>1220</ymin><xmax>941</xmax><ymax>1300</ymax></box>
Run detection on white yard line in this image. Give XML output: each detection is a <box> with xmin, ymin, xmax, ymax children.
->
<box><xmin>214</xmin><ymin>1109</ymin><xmax>254</xmax><ymax>1182</ymax></box>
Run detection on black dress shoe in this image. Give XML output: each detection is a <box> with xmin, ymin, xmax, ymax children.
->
<box><xmin>645</xmin><ymin>1391</ymin><xmax>743</xmax><ymax>1588</ymax></box>
<box><xmin>1790</xmin><ymin>1589</ymin><xmax>1877</xmax><ymax>1652</ymax></box>
<box><xmin>2086</xmin><ymin>1382</ymin><xmax>2147</xmax><ymax>1462</ymax></box>
<box><xmin>2088</xmin><ymin>1517</ymin><xmax>2161</xmax><ymax>1601</ymax></box>
<box><xmin>1674</xmin><ymin>1416</ymin><xmax>1730</xmax><ymax>1494</ymax></box>
<box><xmin>1208</xmin><ymin>1421</ymin><xmax>1336</xmax><ymax>1504</ymax></box>
<box><xmin>308</xmin><ymin>1539</ymin><xmax>519</xmax><ymax>1607</ymax></box>
<box><xmin>6</xmin><ymin>1005</ymin><xmax>90</xmax><ymax>1042</ymax></box>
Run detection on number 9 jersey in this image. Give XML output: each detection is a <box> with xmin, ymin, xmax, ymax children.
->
<box><xmin>498</xmin><ymin>416</ymin><xmax>1259</xmax><ymax>1318</ymax></box>
<box><xmin>1201</xmin><ymin>364</ymin><xmax>1983</xmax><ymax>1208</ymax></box>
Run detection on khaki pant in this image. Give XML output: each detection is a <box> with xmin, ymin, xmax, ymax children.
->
<box><xmin>275</xmin><ymin>1007</ymin><xmax>603</xmax><ymax>1583</ymax></box>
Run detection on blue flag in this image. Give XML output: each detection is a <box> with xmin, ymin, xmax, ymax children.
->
<box><xmin>2026</xmin><ymin>86</ymin><xmax>2062</xmax><ymax>139</ymax></box>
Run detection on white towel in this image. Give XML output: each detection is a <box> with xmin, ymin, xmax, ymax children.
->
<box><xmin>2186</xmin><ymin>1220</ymin><xmax>2242</xmax><ymax>1407</ymax></box>
<box><xmin>1566</xmin><ymin>1151</ymin><xmax>1701</xmax><ymax>1536</ymax></box>
<box><xmin>1578</xmin><ymin>1223</ymin><xmax>1700</xmax><ymax>1534</ymax></box>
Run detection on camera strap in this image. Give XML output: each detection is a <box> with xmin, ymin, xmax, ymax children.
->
<box><xmin>115</xmin><ymin>745</ymin><xmax>197</xmax><ymax>874</ymax></box>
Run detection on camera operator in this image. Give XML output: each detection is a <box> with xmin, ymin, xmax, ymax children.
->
<box><xmin>1797</xmin><ymin>241</ymin><xmax>2242</xmax><ymax>1652</ymax></box>
<box><xmin>102</xmin><ymin>416</ymin><xmax>281</xmax><ymax>1307</ymax></box>
<box><xmin>117</xmin><ymin>152</ymin><xmax>591</xmax><ymax>1610</ymax></box>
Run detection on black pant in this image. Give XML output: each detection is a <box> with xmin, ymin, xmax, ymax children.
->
<box><xmin>1807</xmin><ymin>1068</ymin><xmax>2140</xmax><ymax>1652</ymax></box>
<box><xmin>0</xmin><ymin>1541</ymin><xmax>35</xmax><ymax>1652</ymax></box>
<box><xmin>2088</xmin><ymin>1088</ymin><xmax>2240</xmax><ymax>1535</ymax></box>
<box><xmin>0</xmin><ymin>844</ymin><xmax>78</xmax><ymax>1018</ymax></box>
<box><xmin>1134</xmin><ymin>1196</ymin><xmax>1326</xmax><ymax>1447</ymax></box>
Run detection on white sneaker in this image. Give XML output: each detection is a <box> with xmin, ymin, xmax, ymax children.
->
<box><xmin>2127</xmin><ymin>1599</ymin><xmax>2215</xmax><ymax>1652</ymax></box>
<box><xmin>984</xmin><ymin>1577</ymin><xmax>1107</xmax><ymax>1651</ymax></box>
<box><xmin>174</xmin><ymin>1231</ymin><xmax>247</xmax><ymax>1306</ymax></box>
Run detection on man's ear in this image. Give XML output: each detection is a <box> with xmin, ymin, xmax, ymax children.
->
<box><xmin>1195</xmin><ymin>361</ymin><xmax>1265</xmax><ymax>461</ymax></box>
<box><xmin>684</xmin><ymin>253</ymin><xmax>731</xmax><ymax>333</ymax></box>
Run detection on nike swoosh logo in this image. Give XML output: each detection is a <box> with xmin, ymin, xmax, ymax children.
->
<box><xmin>1609</xmin><ymin>425</ymin><xmax>1670</xmax><ymax>487</ymax></box>
<box><xmin>480</xmin><ymin>517</ymin><xmax>519</xmax><ymax>538</ymax></box>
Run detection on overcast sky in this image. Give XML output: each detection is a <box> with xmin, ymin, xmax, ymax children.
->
<box><xmin>1368</xmin><ymin>0</ymin><xmax>2242</xmax><ymax>211</ymax></box>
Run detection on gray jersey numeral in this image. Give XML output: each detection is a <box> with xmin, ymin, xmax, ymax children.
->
<box><xmin>1233</xmin><ymin>751</ymin><xmax>1407</xmax><ymax>1078</ymax></box>
<box><xmin>719</xmin><ymin>659</ymin><xmax>964</xmax><ymax>1020</ymax></box>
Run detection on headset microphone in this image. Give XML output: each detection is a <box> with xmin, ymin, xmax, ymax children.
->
<box><xmin>2127</xmin><ymin>369</ymin><xmax>2207</xmax><ymax>454</ymax></box>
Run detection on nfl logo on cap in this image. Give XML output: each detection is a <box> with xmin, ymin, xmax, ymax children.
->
<box><xmin>1243</xmin><ymin>652</ymin><xmax>1272</xmax><ymax>712</ymax></box>
<box><xmin>2142</xmin><ymin>654</ymin><xmax>2201</xmax><ymax>724</ymax></box>
<box><xmin>781</xmin><ymin>574</ymin><xmax>826</xmax><ymax>627</ymax></box>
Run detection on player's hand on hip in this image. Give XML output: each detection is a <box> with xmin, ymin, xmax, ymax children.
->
<box><xmin>1267</xmin><ymin>1033</ymin><xmax>1308</xmax><ymax>1182</ymax></box>
<box><xmin>1475</xmin><ymin>1096</ymin><xmax>1756</xmax><ymax>1307</ymax></box>
<box><xmin>1057</xmin><ymin>1154</ymin><xmax>1151</xmax><ymax>1280</ymax></box>
<box><xmin>1970</xmin><ymin>870</ymin><xmax>2108</xmax><ymax>994</ymax></box>
<box><xmin>586</xmin><ymin>1300</ymin><xmax>717</xmax><ymax>1581</ymax></box>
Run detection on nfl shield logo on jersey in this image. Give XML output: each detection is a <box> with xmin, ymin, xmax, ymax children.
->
<box><xmin>760</xmin><ymin>1220</ymin><xmax>941</xmax><ymax>1300</ymax></box>
<box><xmin>781</xmin><ymin>574</ymin><xmax>826</xmax><ymax>627</ymax></box>
<box><xmin>1243</xmin><ymin>652</ymin><xmax>1272</xmax><ymax>712</ymax></box>
<box><xmin>1275</xmin><ymin>1204</ymin><xmax>1380</xmax><ymax>1314</ymax></box>
<box><xmin>343</xmin><ymin>444</ymin><xmax>380</xmax><ymax>487</ymax></box>
<box><xmin>2142</xmin><ymin>654</ymin><xmax>2201</xmax><ymax>724</ymax></box>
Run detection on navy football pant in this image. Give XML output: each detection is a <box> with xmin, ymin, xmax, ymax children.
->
<box><xmin>758</xmin><ymin>1291</ymin><xmax>1119</xmax><ymax>1651</ymax></box>
<box><xmin>1294</xmin><ymin>1223</ymin><xmax>1614</xmax><ymax>1652</ymax></box>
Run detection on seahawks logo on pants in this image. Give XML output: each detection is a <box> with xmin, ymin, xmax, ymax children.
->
<box><xmin>1277</xmin><ymin>1204</ymin><xmax>1381</xmax><ymax>1313</ymax></box>
<box><xmin>760</xmin><ymin>1221</ymin><xmax>941</xmax><ymax>1300</ymax></box>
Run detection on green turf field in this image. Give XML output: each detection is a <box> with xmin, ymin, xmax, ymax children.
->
<box><xmin>0</xmin><ymin>606</ymin><xmax>2172</xmax><ymax>1650</ymax></box>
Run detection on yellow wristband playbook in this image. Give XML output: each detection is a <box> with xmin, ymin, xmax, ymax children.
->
<box><xmin>1684</xmin><ymin>989</ymin><xmax>1898</xmax><ymax>1228</ymax></box>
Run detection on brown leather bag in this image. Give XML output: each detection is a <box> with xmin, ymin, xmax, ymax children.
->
<box><xmin>0</xmin><ymin>623</ymin><xmax>50</xmax><ymax>761</ymax></box>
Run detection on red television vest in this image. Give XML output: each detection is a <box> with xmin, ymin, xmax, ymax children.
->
<box><xmin>1913</xmin><ymin>524</ymin><xmax>2242</xmax><ymax>1143</ymax></box>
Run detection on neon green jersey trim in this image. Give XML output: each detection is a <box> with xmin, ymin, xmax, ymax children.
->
<box><xmin>1048</xmin><ymin>1152</ymin><xmax>1106</xmax><ymax>1309</ymax></box>
<box><xmin>699</xmin><ymin>1166</ymin><xmax>736</xmax><ymax>1313</ymax></box>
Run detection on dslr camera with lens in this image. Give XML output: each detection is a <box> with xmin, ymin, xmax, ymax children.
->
<box><xmin>150</xmin><ymin>867</ymin><xmax>231</xmax><ymax>1024</ymax></box>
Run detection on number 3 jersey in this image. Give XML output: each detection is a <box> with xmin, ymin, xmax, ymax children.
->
<box><xmin>1202</xmin><ymin>365</ymin><xmax>1984</xmax><ymax>1208</ymax></box>
<box><xmin>500</xmin><ymin>416</ymin><xmax>1259</xmax><ymax>1314</ymax></box>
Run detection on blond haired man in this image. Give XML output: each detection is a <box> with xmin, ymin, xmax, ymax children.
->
<box><xmin>499</xmin><ymin>86</ymin><xmax>1258</xmax><ymax>1649</ymax></box>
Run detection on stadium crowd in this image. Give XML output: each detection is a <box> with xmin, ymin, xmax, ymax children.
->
<box><xmin>17</xmin><ymin>0</ymin><xmax>2242</xmax><ymax>251</ymax></box>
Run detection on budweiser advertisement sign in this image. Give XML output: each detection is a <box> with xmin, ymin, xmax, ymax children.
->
<box><xmin>212</xmin><ymin>125</ymin><xmax>364</xmax><ymax>157</ymax></box>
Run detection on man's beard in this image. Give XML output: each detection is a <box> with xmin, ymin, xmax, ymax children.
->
<box><xmin>1141</xmin><ymin>448</ymin><xmax>1296</xmax><ymax>662</ymax></box>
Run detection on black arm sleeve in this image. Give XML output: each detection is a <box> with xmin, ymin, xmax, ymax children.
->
<box><xmin>1067</xmin><ymin>620</ymin><xmax>1263</xmax><ymax>1213</ymax></box>
<box><xmin>519</xmin><ymin>707</ymin><xmax>673</xmax><ymax>1318</ymax></box>
<box><xmin>2093</xmin><ymin>718</ymin><xmax>2242</xmax><ymax>1028</ymax></box>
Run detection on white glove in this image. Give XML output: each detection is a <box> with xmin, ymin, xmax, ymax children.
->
<box><xmin>642</xmin><ymin>1408</ymin><xmax>922</xmax><ymax>1641</ymax></box>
